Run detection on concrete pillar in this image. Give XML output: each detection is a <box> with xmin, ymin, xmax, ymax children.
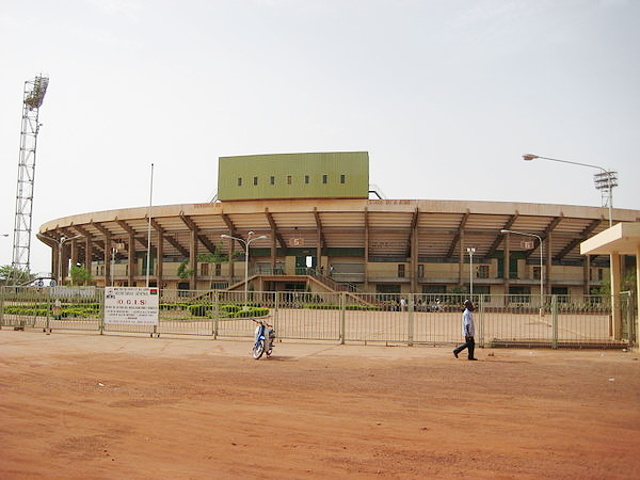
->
<box><xmin>84</xmin><ymin>237</ymin><xmax>93</xmax><ymax>279</ymax></box>
<box><xmin>270</xmin><ymin>234</ymin><xmax>277</xmax><ymax>273</ymax></box>
<box><xmin>104</xmin><ymin>236</ymin><xmax>112</xmax><ymax>286</ymax></box>
<box><xmin>190</xmin><ymin>229</ymin><xmax>198</xmax><ymax>289</ymax></box>
<box><xmin>610</xmin><ymin>253</ymin><xmax>622</xmax><ymax>340</ymax></box>
<box><xmin>583</xmin><ymin>254</ymin><xmax>591</xmax><ymax>297</ymax></box>
<box><xmin>545</xmin><ymin>234</ymin><xmax>551</xmax><ymax>296</ymax></box>
<box><xmin>364</xmin><ymin>209</ymin><xmax>369</xmax><ymax>291</ymax></box>
<box><xmin>127</xmin><ymin>233</ymin><xmax>135</xmax><ymax>286</ymax></box>
<box><xmin>503</xmin><ymin>234</ymin><xmax>510</xmax><ymax>304</ymax></box>
<box><xmin>156</xmin><ymin>230</ymin><xmax>164</xmax><ymax>288</ymax></box>
<box><xmin>410</xmin><ymin>222</ymin><xmax>418</xmax><ymax>293</ymax></box>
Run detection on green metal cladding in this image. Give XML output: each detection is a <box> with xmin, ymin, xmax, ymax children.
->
<box><xmin>217</xmin><ymin>151</ymin><xmax>369</xmax><ymax>201</ymax></box>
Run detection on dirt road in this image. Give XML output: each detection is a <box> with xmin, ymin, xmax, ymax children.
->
<box><xmin>0</xmin><ymin>331</ymin><xmax>638</xmax><ymax>479</ymax></box>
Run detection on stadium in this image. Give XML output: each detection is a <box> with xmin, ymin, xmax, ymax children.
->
<box><xmin>37</xmin><ymin>152</ymin><xmax>639</xmax><ymax>303</ymax></box>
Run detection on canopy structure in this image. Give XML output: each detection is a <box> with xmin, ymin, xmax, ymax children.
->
<box><xmin>581</xmin><ymin>222</ymin><xmax>640</xmax><ymax>344</ymax></box>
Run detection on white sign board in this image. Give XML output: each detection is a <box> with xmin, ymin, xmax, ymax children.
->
<box><xmin>104</xmin><ymin>287</ymin><xmax>159</xmax><ymax>326</ymax></box>
<box><xmin>520</xmin><ymin>240</ymin><xmax>535</xmax><ymax>250</ymax></box>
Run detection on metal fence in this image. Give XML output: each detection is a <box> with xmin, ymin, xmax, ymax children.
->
<box><xmin>0</xmin><ymin>287</ymin><xmax>635</xmax><ymax>349</ymax></box>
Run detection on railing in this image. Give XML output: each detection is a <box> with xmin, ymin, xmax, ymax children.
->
<box><xmin>0</xmin><ymin>288</ymin><xmax>634</xmax><ymax>348</ymax></box>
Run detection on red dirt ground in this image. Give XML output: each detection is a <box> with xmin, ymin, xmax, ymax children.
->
<box><xmin>0</xmin><ymin>330</ymin><xmax>639</xmax><ymax>479</ymax></box>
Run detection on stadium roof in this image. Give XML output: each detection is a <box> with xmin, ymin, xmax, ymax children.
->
<box><xmin>39</xmin><ymin>199</ymin><xmax>640</xmax><ymax>264</ymax></box>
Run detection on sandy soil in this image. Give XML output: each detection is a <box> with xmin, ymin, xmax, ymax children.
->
<box><xmin>0</xmin><ymin>330</ymin><xmax>639</xmax><ymax>479</ymax></box>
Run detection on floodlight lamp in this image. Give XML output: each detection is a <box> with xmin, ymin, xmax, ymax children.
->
<box><xmin>593</xmin><ymin>171</ymin><xmax>618</xmax><ymax>191</ymax></box>
<box><xmin>24</xmin><ymin>75</ymin><xmax>49</xmax><ymax>110</ymax></box>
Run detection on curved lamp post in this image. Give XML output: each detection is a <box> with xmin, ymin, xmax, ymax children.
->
<box><xmin>501</xmin><ymin>229</ymin><xmax>544</xmax><ymax>311</ymax></box>
<box><xmin>523</xmin><ymin>154</ymin><xmax>618</xmax><ymax>227</ymax></box>
<box><xmin>221</xmin><ymin>231</ymin><xmax>268</xmax><ymax>309</ymax></box>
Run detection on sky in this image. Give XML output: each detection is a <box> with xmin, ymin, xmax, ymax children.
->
<box><xmin>1</xmin><ymin>0</ymin><xmax>639</xmax><ymax>276</ymax></box>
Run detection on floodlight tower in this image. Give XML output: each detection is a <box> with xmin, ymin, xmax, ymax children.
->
<box><xmin>12</xmin><ymin>74</ymin><xmax>49</xmax><ymax>272</ymax></box>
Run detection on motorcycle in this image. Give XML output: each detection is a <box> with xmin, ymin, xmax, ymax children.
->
<box><xmin>252</xmin><ymin>318</ymin><xmax>275</xmax><ymax>359</ymax></box>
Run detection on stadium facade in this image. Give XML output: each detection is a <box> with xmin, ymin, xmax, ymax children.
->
<box><xmin>38</xmin><ymin>152</ymin><xmax>640</xmax><ymax>301</ymax></box>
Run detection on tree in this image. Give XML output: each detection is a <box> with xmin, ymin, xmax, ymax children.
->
<box><xmin>69</xmin><ymin>265</ymin><xmax>92</xmax><ymax>286</ymax></box>
<box><xmin>198</xmin><ymin>241</ymin><xmax>228</xmax><ymax>288</ymax></box>
<box><xmin>177</xmin><ymin>259</ymin><xmax>194</xmax><ymax>280</ymax></box>
<box><xmin>596</xmin><ymin>268</ymin><xmax>637</xmax><ymax>298</ymax></box>
<box><xmin>0</xmin><ymin>265</ymin><xmax>35</xmax><ymax>286</ymax></box>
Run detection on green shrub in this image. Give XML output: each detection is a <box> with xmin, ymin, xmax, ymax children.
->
<box><xmin>188</xmin><ymin>304</ymin><xmax>213</xmax><ymax>317</ymax></box>
<box><xmin>219</xmin><ymin>304</ymin><xmax>240</xmax><ymax>315</ymax></box>
<box><xmin>231</xmin><ymin>306</ymin><xmax>269</xmax><ymax>318</ymax></box>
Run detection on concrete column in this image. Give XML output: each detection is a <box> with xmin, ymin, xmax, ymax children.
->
<box><xmin>610</xmin><ymin>253</ymin><xmax>622</xmax><ymax>340</ymax></box>
<box><xmin>410</xmin><ymin>223</ymin><xmax>418</xmax><ymax>293</ymax></box>
<box><xmin>364</xmin><ymin>210</ymin><xmax>369</xmax><ymax>291</ymax></box>
<box><xmin>155</xmin><ymin>230</ymin><xmax>164</xmax><ymax>288</ymax></box>
<box><xmin>190</xmin><ymin>229</ymin><xmax>198</xmax><ymax>289</ymax></box>
<box><xmin>61</xmin><ymin>243</ymin><xmax>70</xmax><ymax>282</ymax></box>
<box><xmin>503</xmin><ymin>234</ymin><xmax>510</xmax><ymax>304</ymax></box>
<box><xmin>583</xmin><ymin>255</ymin><xmax>591</xmax><ymax>297</ymax></box>
<box><xmin>104</xmin><ymin>236</ymin><xmax>112</xmax><ymax>286</ymax></box>
<box><xmin>316</xmin><ymin>229</ymin><xmax>322</xmax><ymax>274</ymax></box>
<box><xmin>270</xmin><ymin>233</ymin><xmax>277</xmax><ymax>273</ymax></box>
<box><xmin>84</xmin><ymin>237</ymin><xmax>93</xmax><ymax>278</ymax></box>
<box><xmin>127</xmin><ymin>233</ymin><xmax>135</xmax><ymax>286</ymax></box>
<box><xmin>545</xmin><ymin>234</ymin><xmax>551</xmax><ymax>296</ymax></box>
<box><xmin>51</xmin><ymin>243</ymin><xmax>63</xmax><ymax>285</ymax></box>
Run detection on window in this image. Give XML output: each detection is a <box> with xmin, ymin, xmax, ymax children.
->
<box><xmin>340</xmin><ymin>174</ymin><xmax>346</xmax><ymax>184</ymax></box>
<box><xmin>270</xmin><ymin>176</ymin><xmax>275</xmax><ymax>185</ymax></box>
<box><xmin>304</xmin><ymin>175</ymin><xmax>310</xmax><ymax>184</ymax></box>
<box><xmin>417</xmin><ymin>264</ymin><xmax>424</xmax><ymax>278</ymax></box>
<box><xmin>397</xmin><ymin>264</ymin><xmax>405</xmax><ymax>278</ymax></box>
<box><xmin>533</xmin><ymin>266</ymin><xmax>542</xmax><ymax>280</ymax></box>
<box><xmin>215</xmin><ymin>263</ymin><xmax>221</xmax><ymax>276</ymax></box>
<box><xmin>253</xmin><ymin>176</ymin><xmax>258</xmax><ymax>186</ymax></box>
<box><xmin>287</xmin><ymin>175</ymin><xmax>292</xmax><ymax>185</ymax></box>
<box><xmin>477</xmin><ymin>265</ymin><xmax>489</xmax><ymax>279</ymax></box>
<box><xmin>322</xmin><ymin>174</ymin><xmax>328</xmax><ymax>184</ymax></box>
<box><xmin>237</xmin><ymin>177</ymin><xmax>242</xmax><ymax>186</ymax></box>
<box><xmin>201</xmin><ymin>263</ymin><xmax>209</xmax><ymax>276</ymax></box>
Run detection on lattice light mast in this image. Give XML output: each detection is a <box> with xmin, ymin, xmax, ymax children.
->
<box><xmin>12</xmin><ymin>74</ymin><xmax>49</xmax><ymax>272</ymax></box>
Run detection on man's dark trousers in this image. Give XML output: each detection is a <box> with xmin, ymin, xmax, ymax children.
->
<box><xmin>454</xmin><ymin>336</ymin><xmax>475</xmax><ymax>359</ymax></box>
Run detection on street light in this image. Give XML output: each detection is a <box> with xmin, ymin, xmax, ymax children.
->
<box><xmin>501</xmin><ymin>229</ymin><xmax>544</xmax><ymax>311</ymax></box>
<box><xmin>36</xmin><ymin>233</ymin><xmax>83</xmax><ymax>285</ymax></box>
<box><xmin>466</xmin><ymin>247</ymin><xmax>476</xmax><ymax>299</ymax></box>
<box><xmin>523</xmin><ymin>154</ymin><xmax>618</xmax><ymax>227</ymax></box>
<box><xmin>220</xmin><ymin>231</ymin><xmax>268</xmax><ymax>309</ymax></box>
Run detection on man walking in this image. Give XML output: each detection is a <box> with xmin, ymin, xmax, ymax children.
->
<box><xmin>453</xmin><ymin>300</ymin><xmax>478</xmax><ymax>361</ymax></box>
